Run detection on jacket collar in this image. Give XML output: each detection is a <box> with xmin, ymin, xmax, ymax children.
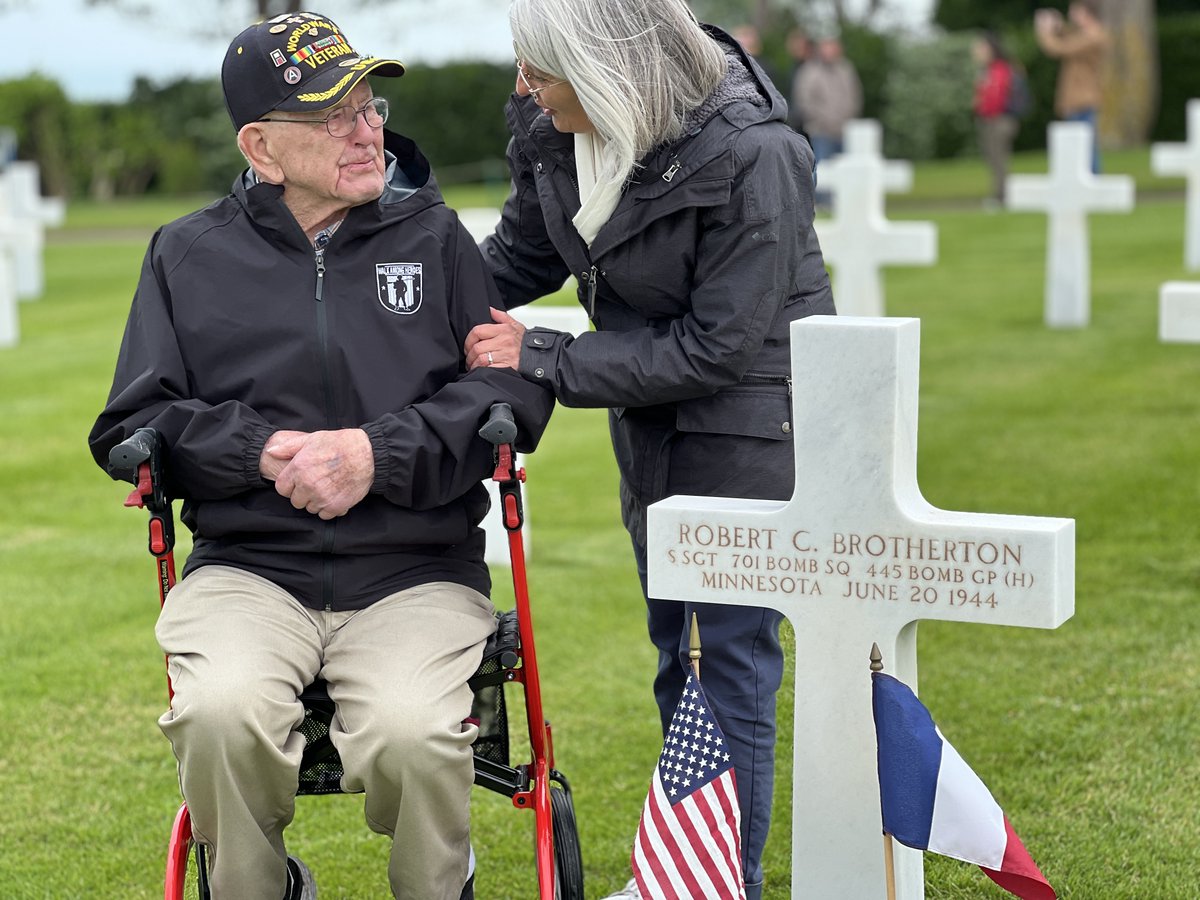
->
<box><xmin>232</xmin><ymin>128</ymin><xmax>442</xmax><ymax>249</ymax></box>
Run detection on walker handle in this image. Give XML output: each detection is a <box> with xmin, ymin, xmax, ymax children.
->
<box><xmin>479</xmin><ymin>402</ymin><xmax>518</xmax><ymax>446</ymax></box>
<box><xmin>108</xmin><ymin>427</ymin><xmax>160</xmax><ymax>483</ymax></box>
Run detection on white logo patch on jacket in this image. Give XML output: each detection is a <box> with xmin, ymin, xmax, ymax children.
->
<box><xmin>376</xmin><ymin>262</ymin><xmax>423</xmax><ymax>315</ymax></box>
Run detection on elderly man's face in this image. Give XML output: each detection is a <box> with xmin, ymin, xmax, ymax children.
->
<box><xmin>266</xmin><ymin>81</ymin><xmax>387</xmax><ymax>216</ymax></box>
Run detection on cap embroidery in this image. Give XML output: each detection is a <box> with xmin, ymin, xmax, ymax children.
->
<box><xmin>290</xmin><ymin>34</ymin><xmax>351</xmax><ymax>68</ymax></box>
<box><xmin>296</xmin><ymin>70</ymin><xmax>354</xmax><ymax>103</ymax></box>
<box><xmin>286</xmin><ymin>20</ymin><xmax>338</xmax><ymax>53</ymax></box>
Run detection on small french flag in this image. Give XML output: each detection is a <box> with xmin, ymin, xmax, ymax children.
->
<box><xmin>871</xmin><ymin>672</ymin><xmax>1057</xmax><ymax>900</ymax></box>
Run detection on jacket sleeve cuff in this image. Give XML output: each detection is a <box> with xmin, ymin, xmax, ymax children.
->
<box><xmin>242</xmin><ymin>424</ymin><xmax>276</xmax><ymax>487</ymax></box>
<box><xmin>364</xmin><ymin>420</ymin><xmax>391</xmax><ymax>494</ymax></box>
<box><xmin>518</xmin><ymin>327</ymin><xmax>568</xmax><ymax>387</ymax></box>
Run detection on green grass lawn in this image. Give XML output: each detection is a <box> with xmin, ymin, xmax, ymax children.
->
<box><xmin>2</xmin><ymin>155</ymin><xmax>1199</xmax><ymax>898</ymax></box>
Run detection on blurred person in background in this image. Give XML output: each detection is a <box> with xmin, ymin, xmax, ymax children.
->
<box><xmin>731</xmin><ymin>22</ymin><xmax>780</xmax><ymax>90</ymax></box>
<box><xmin>972</xmin><ymin>31</ymin><xmax>1021</xmax><ymax>210</ymax></box>
<box><xmin>1035</xmin><ymin>0</ymin><xmax>1110</xmax><ymax>172</ymax></box>
<box><xmin>794</xmin><ymin>34</ymin><xmax>862</xmax><ymax>206</ymax></box>
<box><xmin>785</xmin><ymin>26</ymin><xmax>812</xmax><ymax>137</ymax></box>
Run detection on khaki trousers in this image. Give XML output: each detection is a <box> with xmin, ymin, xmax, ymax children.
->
<box><xmin>156</xmin><ymin>565</ymin><xmax>495</xmax><ymax>900</ymax></box>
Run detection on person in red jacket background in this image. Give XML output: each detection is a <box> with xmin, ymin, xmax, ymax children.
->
<box><xmin>972</xmin><ymin>31</ymin><xmax>1020</xmax><ymax>210</ymax></box>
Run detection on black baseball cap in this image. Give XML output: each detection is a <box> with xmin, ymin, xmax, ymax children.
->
<box><xmin>222</xmin><ymin>11</ymin><xmax>405</xmax><ymax>131</ymax></box>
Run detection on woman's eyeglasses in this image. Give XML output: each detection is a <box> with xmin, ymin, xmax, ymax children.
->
<box><xmin>516</xmin><ymin>60</ymin><xmax>563</xmax><ymax>97</ymax></box>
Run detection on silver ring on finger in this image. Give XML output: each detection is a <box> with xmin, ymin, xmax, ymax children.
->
<box><xmin>487</xmin><ymin>351</ymin><xmax>494</xmax><ymax>365</ymax></box>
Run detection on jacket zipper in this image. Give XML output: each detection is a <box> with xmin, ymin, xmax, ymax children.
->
<box><xmin>580</xmin><ymin>265</ymin><xmax>598</xmax><ymax>317</ymax></box>
<box><xmin>313</xmin><ymin>242</ymin><xmax>337</xmax><ymax>611</ymax></box>
<box><xmin>741</xmin><ymin>372</ymin><xmax>793</xmax><ymax>396</ymax></box>
<box><xmin>662</xmin><ymin>159</ymin><xmax>683</xmax><ymax>182</ymax></box>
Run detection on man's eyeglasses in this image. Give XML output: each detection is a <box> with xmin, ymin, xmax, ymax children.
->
<box><xmin>260</xmin><ymin>97</ymin><xmax>389</xmax><ymax>138</ymax></box>
<box><xmin>516</xmin><ymin>60</ymin><xmax>563</xmax><ymax>97</ymax></box>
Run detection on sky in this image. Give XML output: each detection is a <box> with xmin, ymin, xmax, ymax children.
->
<box><xmin>0</xmin><ymin>0</ymin><xmax>934</xmax><ymax>103</ymax></box>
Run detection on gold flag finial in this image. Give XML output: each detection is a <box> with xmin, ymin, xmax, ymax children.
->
<box><xmin>870</xmin><ymin>642</ymin><xmax>883</xmax><ymax>672</ymax></box>
<box><xmin>689</xmin><ymin>614</ymin><xmax>702</xmax><ymax>680</ymax></box>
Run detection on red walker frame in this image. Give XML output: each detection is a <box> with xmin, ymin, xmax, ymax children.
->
<box><xmin>112</xmin><ymin>404</ymin><xmax>580</xmax><ymax>900</ymax></box>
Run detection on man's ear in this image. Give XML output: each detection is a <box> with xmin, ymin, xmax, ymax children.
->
<box><xmin>238</xmin><ymin>123</ymin><xmax>284</xmax><ymax>184</ymax></box>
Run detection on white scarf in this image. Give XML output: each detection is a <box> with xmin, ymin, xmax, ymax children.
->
<box><xmin>572</xmin><ymin>132</ymin><xmax>608</xmax><ymax>243</ymax></box>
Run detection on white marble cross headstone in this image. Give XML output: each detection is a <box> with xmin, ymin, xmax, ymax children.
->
<box><xmin>0</xmin><ymin>189</ymin><xmax>18</xmax><ymax>348</ymax></box>
<box><xmin>1159</xmin><ymin>282</ymin><xmax>1200</xmax><ymax>343</ymax></box>
<box><xmin>2</xmin><ymin>160</ymin><xmax>64</xmax><ymax>301</ymax></box>
<box><xmin>1007</xmin><ymin>122</ymin><xmax>1134</xmax><ymax>329</ymax></box>
<box><xmin>1152</xmin><ymin>100</ymin><xmax>1200</xmax><ymax>271</ymax></box>
<box><xmin>814</xmin><ymin>120</ymin><xmax>938</xmax><ymax>318</ymax></box>
<box><xmin>647</xmin><ymin>316</ymin><xmax>1074</xmax><ymax>899</ymax></box>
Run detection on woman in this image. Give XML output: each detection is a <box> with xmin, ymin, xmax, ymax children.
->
<box><xmin>972</xmin><ymin>31</ymin><xmax>1020</xmax><ymax>208</ymax></box>
<box><xmin>465</xmin><ymin>1</ymin><xmax>834</xmax><ymax>896</ymax></box>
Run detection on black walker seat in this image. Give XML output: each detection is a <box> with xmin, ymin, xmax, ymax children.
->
<box><xmin>293</xmin><ymin>608</ymin><xmax>518</xmax><ymax>798</ymax></box>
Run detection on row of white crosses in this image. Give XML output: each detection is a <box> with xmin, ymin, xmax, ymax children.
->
<box><xmin>820</xmin><ymin>119</ymin><xmax>1162</xmax><ymax>333</ymax></box>
<box><xmin>0</xmin><ymin>159</ymin><xmax>66</xmax><ymax>348</ymax></box>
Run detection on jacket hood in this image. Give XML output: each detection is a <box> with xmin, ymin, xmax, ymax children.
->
<box><xmin>691</xmin><ymin>24</ymin><xmax>787</xmax><ymax>131</ymax></box>
<box><xmin>232</xmin><ymin>128</ymin><xmax>444</xmax><ymax>245</ymax></box>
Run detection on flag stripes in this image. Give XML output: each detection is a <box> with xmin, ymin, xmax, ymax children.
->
<box><xmin>872</xmin><ymin>671</ymin><xmax>1056</xmax><ymax>900</ymax></box>
<box><xmin>632</xmin><ymin>670</ymin><xmax>746</xmax><ymax>900</ymax></box>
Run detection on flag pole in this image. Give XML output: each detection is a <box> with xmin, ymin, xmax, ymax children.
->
<box><xmin>689</xmin><ymin>613</ymin><xmax>702</xmax><ymax>681</ymax></box>
<box><xmin>871</xmin><ymin>642</ymin><xmax>898</xmax><ymax>900</ymax></box>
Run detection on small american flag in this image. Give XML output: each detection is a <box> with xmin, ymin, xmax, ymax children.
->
<box><xmin>631</xmin><ymin>670</ymin><xmax>746</xmax><ymax>900</ymax></box>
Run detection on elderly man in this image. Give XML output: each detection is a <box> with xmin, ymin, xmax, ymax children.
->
<box><xmin>89</xmin><ymin>11</ymin><xmax>554</xmax><ymax>900</ymax></box>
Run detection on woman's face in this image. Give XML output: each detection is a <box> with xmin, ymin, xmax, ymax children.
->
<box><xmin>516</xmin><ymin>61</ymin><xmax>596</xmax><ymax>135</ymax></box>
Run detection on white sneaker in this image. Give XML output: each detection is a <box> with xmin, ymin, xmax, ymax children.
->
<box><xmin>601</xmin><ymin>877</ymin><xmax>641</xmax><ymax>899</ymax></box>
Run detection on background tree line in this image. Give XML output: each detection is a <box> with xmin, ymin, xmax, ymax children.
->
<box><xmin>3</xmin><ymin>3</ymin><xmax>1198</xmax><ymax>201</ymax></box>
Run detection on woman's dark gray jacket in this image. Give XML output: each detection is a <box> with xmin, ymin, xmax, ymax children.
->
<box><xmin>482</xmin><ymin>28</ymin><xmax>835</xmax><ymax>517</ymax></box>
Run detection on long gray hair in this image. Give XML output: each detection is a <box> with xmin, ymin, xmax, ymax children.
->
<box><xmin>509</xmin><ymin>0</ymin><xmax>726</xmax><ymax>242</ymax></box>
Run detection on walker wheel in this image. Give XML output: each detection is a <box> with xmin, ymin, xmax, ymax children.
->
<box><xmin>551</xmin><ymin>780</ymin><xmax>584</xmax><ymax>900</ymax></box>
